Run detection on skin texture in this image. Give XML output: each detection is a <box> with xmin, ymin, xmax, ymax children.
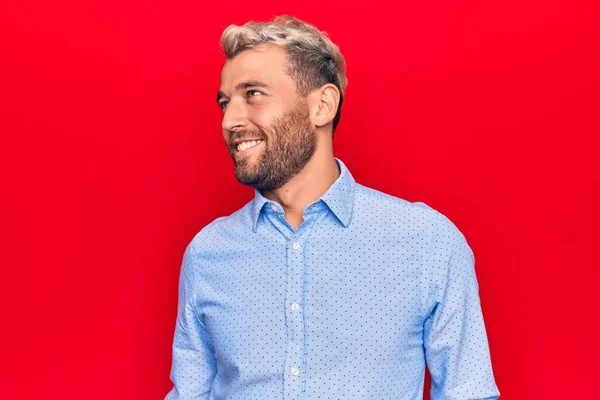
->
<box><xmin>218</xmin><ymin>44</ymin><xmax>341</xmax><ymax>229</ymax></box>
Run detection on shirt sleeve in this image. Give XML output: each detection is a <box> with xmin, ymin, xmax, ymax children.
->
<box><xmin>423</xmin><ymin>212</ymin><xmax>500</xmax><ymax>400</ymax></box>
<box><xmin>165</xmin><ymin>237</ymin><xmax>217</xmax><ymax>400</ymax></box>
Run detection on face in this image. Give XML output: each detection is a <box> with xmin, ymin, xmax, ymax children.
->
<box><xmin>217</xmin><ymin>44</ymin><xmax>316</xmax><ymax>191</ymax></box>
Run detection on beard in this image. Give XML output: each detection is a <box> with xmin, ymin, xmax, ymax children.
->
<box><xmin>229</xmin><ymin>98</ymin><xmax>316</xmax><ymax>191</ymax></box>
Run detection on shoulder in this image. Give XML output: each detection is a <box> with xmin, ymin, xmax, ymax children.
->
<box><xmin>354</xmin><ymin>183</ymin><xmax>470</xmax><ymax>253</ymax></box>
<box><xmin>353</xmin><ymin>183</ymin><xmax>438</xmax><ymax>228</ymax></box>
<box><xmin>184</xmin><ymin>198</ymin><xmax>254</xmax><ymax>257</ymax></box>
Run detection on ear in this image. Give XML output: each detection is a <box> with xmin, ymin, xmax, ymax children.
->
<box><xmin>307</xmin><ymin>83</ymin><xmax>340</xmax><ymax>130</ymax></box>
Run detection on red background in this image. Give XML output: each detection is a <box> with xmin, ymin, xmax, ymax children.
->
<box><xmin>1</xmin><ymin>0</ymin><xmax>598</xmax><ymax>398</ymax></box>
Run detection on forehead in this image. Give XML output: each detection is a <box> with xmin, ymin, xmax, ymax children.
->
<box><xmin>219</xmin><ymin>44</ymin><xmax>296</xmax><ymax>92</ymax></box>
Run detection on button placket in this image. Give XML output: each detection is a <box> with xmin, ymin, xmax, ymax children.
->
<box><xmin>283</xmin><ymin>235</ymin><xmax>307</xmax><ymax>400</ymax></box>
<box><xmin>281</xmin><ymin>211</ymin><xmax>325</xmax><ymax>400</ymax></box>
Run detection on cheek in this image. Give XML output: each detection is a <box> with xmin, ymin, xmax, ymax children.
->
<box><xmin>249</xmin><ymin>102</ymin><xmax>285</xmax><ymax>129</ymax></box>
<box><xmin>252</xmin><ymin>118</ymin><xmax>276</xmax><ymax>139</ymax></box>
<box><xmin>250</xmin><ymin>113</ymin><xmax>274</xmax><ymax>131</ymax></box>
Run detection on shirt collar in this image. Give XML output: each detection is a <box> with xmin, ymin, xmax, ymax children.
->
<box><xmin>251</xmin><ymin>157</ymin><xmax>357</xmax><ymax>232</ymax></box>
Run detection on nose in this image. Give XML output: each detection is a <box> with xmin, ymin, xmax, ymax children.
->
<box><xmin>221</xmin><ymin>97</ymin><xmax>247</xmax><ymax>133</ymax></box>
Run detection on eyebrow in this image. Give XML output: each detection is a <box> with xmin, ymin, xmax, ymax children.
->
<box><xmin>217</xmin><ymin>81</ymin><xmax>270</xmax><ymax>104</ymax></box>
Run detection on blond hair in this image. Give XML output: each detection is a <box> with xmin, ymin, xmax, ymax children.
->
<box><xmin>220</xmin><ymin>15</ymin><xmax>347</xmax><ymax>133</ymax></box>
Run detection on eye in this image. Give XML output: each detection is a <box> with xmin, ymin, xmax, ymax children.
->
<box><xmin>218</xmin><ymin>100</ymin><xmax>229</xmax><ymax>110</ymax></box>
<box><xmin>247</xmin><ymin>90</ymin><xmax>262</xmax><ymax>98</ymax></box>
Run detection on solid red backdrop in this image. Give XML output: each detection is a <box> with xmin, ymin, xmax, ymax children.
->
<box><xmin>0</xmin><ymin>0</ymin><xmax>597</xmax><ymax>398</ymax></box>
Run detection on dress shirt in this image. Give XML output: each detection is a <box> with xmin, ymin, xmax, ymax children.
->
<box><xmin>165</xmin><ymin>157</ymin><xmax>500</xmax><ymax>400</ymax></box>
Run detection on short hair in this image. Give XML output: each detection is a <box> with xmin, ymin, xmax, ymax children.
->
<box><xmin>220</xmin><ymin>15</ymin><xmax>348</xmax><ymax>134</ymax></box>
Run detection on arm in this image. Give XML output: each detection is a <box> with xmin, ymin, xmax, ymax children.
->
<box><xmin>423</xmin><ymin>213</ymin><xmax>500</xmax><ymax>400</ymax></box>
<box><xmin>165</xmin><ymin>238</ymin><xmax>217</xmax><ymax>400</ymax></box>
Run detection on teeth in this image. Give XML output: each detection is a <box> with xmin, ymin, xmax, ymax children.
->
<box><xmin>237</xmin><ymin>140</ymin><xmax>262</xmax><ymax>152</ymax></box>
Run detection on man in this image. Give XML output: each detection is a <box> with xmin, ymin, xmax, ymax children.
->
<box><xmin>166</xmin><ymin>15</ymin><xmax>500</xmax><ymax>400</ymax></box>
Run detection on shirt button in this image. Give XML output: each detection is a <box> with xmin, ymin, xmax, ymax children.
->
<box><xmin>292</xmin><ymin>241</ymin><xmax>301</xmax><ymax>250</ymax></box>
<box><xmin>290</xmin><ymin>367</ymin><xmax>300</xmax><ymax>376</ymax></box>
<box><xmin>291</xmin><ymin>302</ymin><xmax>300</xmax><ymax>311</ymax></box>
<box><xmin>311</xmin><ymin>204</ymin><xmax>318</xmax><ymax>210</ymax></box>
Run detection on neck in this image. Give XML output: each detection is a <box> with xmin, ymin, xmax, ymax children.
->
<box><xmin>262</xmin><ymin>144</ymin><xmax>340</xmax><ymax>229</ymax></box>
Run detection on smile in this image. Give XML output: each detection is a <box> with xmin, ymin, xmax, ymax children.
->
<box><xmin>235</xmin><ymin>139</ymin><xmax>263</xmax><ymax>154</ymax></box>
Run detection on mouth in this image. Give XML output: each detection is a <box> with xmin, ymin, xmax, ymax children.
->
<box><xmin>233</xmin><ymin>139</ymin><xmax>264</xmax><ymax>158</ymax></box>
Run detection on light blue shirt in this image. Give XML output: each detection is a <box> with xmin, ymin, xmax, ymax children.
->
<box><xmin>166</xmin><ymin>158</ymin><xmax>500</xmax><ymax>400</ymax></box>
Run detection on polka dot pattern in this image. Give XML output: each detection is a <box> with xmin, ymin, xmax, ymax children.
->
<box><xmin>165</xmin><ymin>158</ymin><xmax>500</xmax><ymax>400</ymax></box>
